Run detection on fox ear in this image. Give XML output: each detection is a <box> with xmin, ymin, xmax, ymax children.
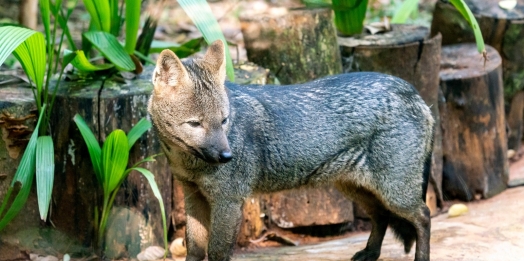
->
<box><xmin>152</xmin><ymin>49</ymin><xmax>190</xmax><ymax>94</ymax></box>
<box><xmin>203</xmin><ymin>40</ymin><xmax>227</xmax><ymax>83</ymax></box>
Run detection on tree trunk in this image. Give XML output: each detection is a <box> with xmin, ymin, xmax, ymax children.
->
<box><xmin>240</xmin><ymin>7</ymin><xmax>342</xmax><ymax>84</ymax></box>
<box><xmin>439</xmin><ymin>44</ymin><xmax>508</xmax><ymax>201</ymax></box>
<box><xmin>339</xmin><ymin>25</ymin><xmax>444</xmax><ymax>213</ymax></box>
<box><xmin>19</xmin><ymin>0</ymin><xmax>38</xmax><ymax>30</ymax></box>
<box><xmin>431</xmin><ymin>0</ymin><xmax>524</xmax><ymax>153</ymax></box>
<box><xmin>50</xmin><ymin>68</ymin><xmax>172</xmax><ymax>258</ymax></box>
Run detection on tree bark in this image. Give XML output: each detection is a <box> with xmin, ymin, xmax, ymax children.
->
<box><xmin>431</xmin><ymin>0</ymin><xmax>524</xmax><ymax>152</ymax></box>
<box><xmin>240</xmin><ymin>7</ymin><xmax>342</xmax><ymax>84</ymax></box>
<box><xmin>339</xmin><ymin>25</ymin><xmax>444</xmax><ymax>212</ymax></box>
<box><xmin>19</xmin><ymin>0</ymin><xmax>38</xmax><ymax>30</ymax></box>
<box><xmin>439</xmin><ymin>44</ymin><xmax>508</xmax><ymax>201</ymax></box>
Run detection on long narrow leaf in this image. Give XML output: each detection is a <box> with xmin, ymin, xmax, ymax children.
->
<box><xmin>391</xmin><ymin>0</ymin><xmax>419</xmax><ymax>23</ymax></box>
<box><xmin>127</xmin><ymin>118</ymin><xmax>152</xmax><ymax>149</ymax></box>
<box><xmin>36</xmin><ymin>136</ymin><xmax>54</xmax><ymax>221</ymax></box>
<box><xmin>65</xmin><ymin>49</ymin><xmax>114</xmax><ymax>72</ymax></box>
<box><xmin>0</xmin><ymin>26</ymin><xmax>36</xmax><ymax>71</ymax></box>
<box><xmin>39</xmin><ymin>0</ymin><xmax>52</xmax><ymax>49</ymax></box>
<box><xmin>125</xmin><ymin>0</ymin><xmax>141</xmax><ymax>54</ymax></box>
<box><xmin>0</xmin><ymin>105</ymin><xmax>46</xmax><ymax>231</ymax></box>
<box><xmin>12</xmin><ymin>32</ymin><xmax>47</xmax><ymax>96</ymax></box>
<box><xmin>178</xmin><ymin>0</ymin><xmax>235</xmax><ymax>82</ymax></box>
<box><xmin>83</xmin><ymin>31</ymin><xmax>136</xmax><ymax>71</ymax></box>
<box><xmin>82</xmin><ymin>0</ymin><xmax>111</xmax><ymax>32</ymax></box>
<box><xmin>73</xmin><ymin>114</ymin><xmax>103</xmax><ymax>183</ymax></box>
<box><xmin>129</xmin><ymin>167</ymin><xmax>168</xmax><ymax>255</ymax></box>
<box><xmin>449</xmin><ymin>0</ymin><xmax>485</xmax><ymax>54</ymax></box>
<box><xmin>109</xmin><ymin>0</ymin><xmax>121</xmax><ymax>36</ymax></box>
<box><xmin>102</xmin><ymin>130</ymin><xmax>129</xmax><ymax>194</ymax></box>
<box><xmin>332</xmin><ymin>0</ymin><xmax>368</xmax><ymax>36</ymax></box>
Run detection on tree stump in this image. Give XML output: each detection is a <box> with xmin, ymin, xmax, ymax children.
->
<box><xmin>439</xmin><ymin>44</ymin><xmax>508</xmax><ymax>201</ymax></box>
<box><xmin>339</xmin><ymin>25</ymin><xmax>444</xmax><ymax>213</ymax></box>
<box><xmin>240</xmin><ymin>7</ymin><xmax>342</xmax><ymax>84</ymax></box>
<box><xmin>49</xmin><ymin>68</ymin><xmax>172</xmax><ymax>258</ymax></box>
<box><xmin>431</xmin><ymin>0</ymin><xmax>524</xmax><ymax>153</ymax></box>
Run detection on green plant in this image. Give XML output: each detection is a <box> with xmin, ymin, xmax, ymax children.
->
<box><xmin>392</xmin><ymin>0</ymin><xmax>486</xmax><ymax>57</ymax></box>
<box><xmin>0</xmin><ymin>0</ymin><xmax>77</xmax><ymax>230</ymax></box>
<box><xmin>303</xmin><ymin>0</ymin><xmax>486</xmax><ymax>56</ymax></box>
<box><xmin>73</xmin><ymin>114</ymin><xmax>168</xmax><ymax>255</ymax></box>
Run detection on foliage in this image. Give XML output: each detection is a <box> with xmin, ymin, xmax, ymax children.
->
<box><xmin>392</xmin><ymin>0</ymin><xmax>485</xmax><ymax>56</ymax></box>
<box><xmin>0</xmin><ymin>0</ymin><xmax>76</xmax><ymax>228</ymax></box>
<box><xmin>73</xmin><ymin>114</ymin><xmax>168</xmax><ymax>255</ymax></box>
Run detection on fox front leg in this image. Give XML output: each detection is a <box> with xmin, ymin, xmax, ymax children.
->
<box><xmin>182</xmin><ymin>182</ymin><xmax>211</xmax><ymax>261</ymax></box>
<box><xmin>207</xmin><ymin>199</ymin><xmax>244</xmax><ymax>261</ymax></box>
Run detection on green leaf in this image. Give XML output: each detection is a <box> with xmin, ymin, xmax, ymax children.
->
<box><xmin>391</xmin><ymin>0</ymin><xmax>419</xmax><ymax>24</ymax></box>
<box><xmin>449</xmin><ymin>0</ymin><xmax>485</xmax><ymax>55</ymax></box>
<box><xmin>65</xmin><ymin>49</ymin><xmax>114</xmax><ymax>72</ymax></box>
<box><xmin>125</xmin><ymin>0</ymin><xmax>141</xmax><ymax>54</ymax></box>
<box><xmin>36</xmin><ymin>136</ymin><xmax>54</xmax><ymax>221</ymax></box>
<box><xmin>149</xmin><ymin>38</ymin><xmax>202</xmax><ymax>58</ymax></box>
<box><xmin>0</xmin><ymin>105</ymin><xmax>46</xmax><ymax>231</ymax></box>
<box><xmin>12</xmin><ymin>32</ymin><xmax>46</xmax><ymax>95</ymax></box>
<box><xmin>102</xmin><ymin>130</ymin><xmax>129</xmax><ymax>194</ymax></box>
<box><xmin>82</xmin><ymin>0</ymin><xmax>111</xmax><ymax>32</ymax></box>
<box><xmin>109</xmin><ymin>0</ymin><xmax>121</xmax><ymax>36</ymax></box>
<box><xmin>0</xmin><ymin>26</ymin><xmax>36</xmax><ymax>66</ymax></box>
<box><xmin>332</xmin><ymin>0</ymin><xmax>368</xmax><ymax>36</ymax></box>
<box><xmin>129</xmin><ymin>167</ymin><xmax>168</xmax><ymax>255</ymax></box>
<box><xmin>127</xmin><ymin>118</ymin><xmax>152</xmax><ymax>150</ymax></box>
<box><xmin>83</xmin><ymin>31</ymin><xmax>136</xmax><ymax>71</ymax></box>
<box><xmin>178</xmin><ymin>0</ymin><xmax>235</xmax><ymax>82</ymax></box>
<box><xmin>73</xmin><ymin>114</ymin><xmax>103</xmax><ymax>183</ymax></box>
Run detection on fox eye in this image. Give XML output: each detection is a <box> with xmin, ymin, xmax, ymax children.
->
<box><xmin>222</xmin><ymin>118</ymin><xmax>228</xmax><ymax>125</ymax></box>
<box><xmin>187</xmin><ymin>121</ymin><xmax>201</xmax><ymax>128</ymax></box>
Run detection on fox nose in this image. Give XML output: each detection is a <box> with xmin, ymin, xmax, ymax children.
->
<box><xmin>218</xmin><ymin>151</ymin><xmax>233</xmax><ymax>163</ymax></box>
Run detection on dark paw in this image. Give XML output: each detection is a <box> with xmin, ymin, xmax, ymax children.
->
<box><xmin>351</xmin><ymin>248</ymin><xmax>380</xmax><ymax>261</ymax></box>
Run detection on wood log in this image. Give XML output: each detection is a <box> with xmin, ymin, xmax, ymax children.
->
<box><xmin>431</xmin><ymin>0</ymin><xmax>524</xmax><ymax>152</ymax></box>
<box><xmin>240</xmin><ymin>7</ymin><xmax>342</xmax><ymax>84</ymax></box>
<box><xmin>439</xmin><ymin>44</ymin><xmax>508</xmax><ymax>201</ymax></box>
<box><xmin>49</xmin><ymin>68</ymin><xmax>171</xmax><ymax>257</ymax></box>
<box><xmin>339</xmin><ymin>25</ymin><xmax>444</xmax><ymax>211</ymax></box>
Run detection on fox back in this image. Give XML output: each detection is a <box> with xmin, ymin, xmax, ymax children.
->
<box><xmin>148</xmin><ymin>40</ymin><xmax>434</xmax><ymax>261</ymax></box>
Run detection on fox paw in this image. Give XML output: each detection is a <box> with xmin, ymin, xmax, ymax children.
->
<box><xmin>351</xmin><ymin>248</ymin><xmax>380</xmax><ymax>261</ymax></box>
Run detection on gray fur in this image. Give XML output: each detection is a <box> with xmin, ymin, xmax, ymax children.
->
<box><xmin>148</xmin><ymin>42</ymin><xmax>434</xmax><ymax>261</ymax></box>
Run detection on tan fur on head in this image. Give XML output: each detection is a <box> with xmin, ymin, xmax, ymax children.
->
<box><xmin>201</xmin><ymin>40</ymin><xmax>227</xmax><ymax>84</ymax></box>
<box><xmin>152</xmin><ymin>49</ymin><xmax>191</xmax><ymax>95</ymax></box>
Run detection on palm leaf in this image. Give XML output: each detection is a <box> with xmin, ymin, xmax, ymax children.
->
<box><xmin>129</xmin><ymin>167</ymin><xmax>168</xmax><ymax>255</ymax></box>
<box><xmin>73</xmin><ymin>114</ymin><xmax>103</xmax><ymax>183</ymax></box>
<box><xmin>82</xmin><ymin>0</ymin><xmax>111</xmax><ymax>32</ymax></box>
<box><xmin>101</xmin><ymin>130</ymin><xmax>129</xmax><ymax>193</ymax></box>
<box><xmin>36</xmin><ymin>136</ymin><xmax>54</xmax><ymax>221</ymax></box>
<box><xmin>391</xmin><ymin>0</ymin><xmax>419</xmax><ymax>23</ymax></box>
<box><xmin>332</xmin><ymin>0</ymin><xmax>368</xmax><ymax>36</ymax></box>
<box><xmin>0</xmin><ymin>105</ymin><xmax>46</xmax><ymax>231</ymax></box>
<box><xmin>449</xmin><ymin>0</ymin><xmax>485</xmax><ymax>54</ymax></box>
<box><xmin>125</xmin><ymin>0</ymin><xmax>142</xmax><ymax>54</ymax></box>
<box><xmin>0</xmin><ymin>26</ymin><xmax>36</xmax><ymax>72</ymax></box>
<box><xmin>127</xmin><ymin>118</ymin><xmax>152</xmax><ymax>149</ymax></box>
<box><xmin>12</xmin><ymin>32</ymin><xmax>47</xmax><ymax>97</ymax></box>
<box><xmin>178</xmin><ymin>0</ymin><xmax>235</xmax><ymax>82</ymax></box>
<box><xmin>65</xmin><ymin>49</ymin><xmax>114</xmax><ymax>72</ymax></box>
<box><xmin>83</xmin><ymin>31</ymin><xmax>136</xmax><ymax>71</ymax></box>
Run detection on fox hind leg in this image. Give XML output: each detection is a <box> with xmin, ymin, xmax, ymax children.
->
<box><xmin>336</xmin><ymin>182</ymin><xmax>389</xmax><ymax>261</ymax></box>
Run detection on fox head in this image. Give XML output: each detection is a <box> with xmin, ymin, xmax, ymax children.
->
<box><xmin>148</xmin><ymin>40</ymin><xmax>232</xmax><ymax>164</ymax></box>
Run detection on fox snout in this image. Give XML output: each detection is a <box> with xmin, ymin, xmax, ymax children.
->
<box><xmin>201</xmin><ymin>147</ymin><xmax>233</xmax><ymax>164</ymax></box>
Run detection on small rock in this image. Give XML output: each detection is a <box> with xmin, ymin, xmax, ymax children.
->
<box><xmin>508</xmin><ymin>149</ymin><xmax>516</xmax><ymax>159</ymax></box>
<box><xmin>448</xmin><ymin>203</ymin><xmax>468</xmax><ymax>218</ymax></box>
<box><xmin>170</xmin><ymin>238</ymin><xmax>187</xmax><ymax>257</ymax></box>
<box><xmin>62</xmin><ymin>254</ymin><xmax>70</xmax><ymax>261</ymax></box>
<box><xmin>137</xmin><ymin>246</ymin><xmax>166</xmax><ymax>261</ymax></box>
